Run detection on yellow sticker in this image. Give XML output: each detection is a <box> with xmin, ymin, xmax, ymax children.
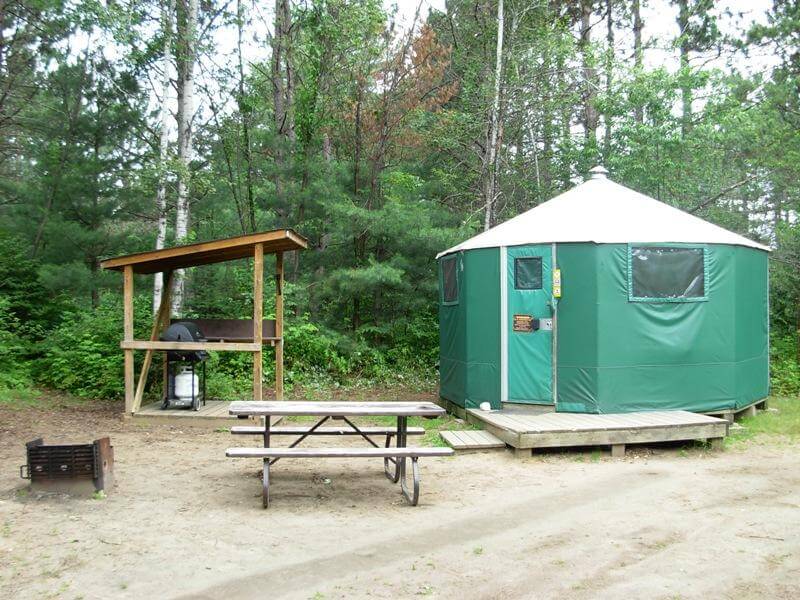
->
<box><xmin>553</xmin><ymin>269</ymin><xmax>562</xmax><ymax>297</ymax></box>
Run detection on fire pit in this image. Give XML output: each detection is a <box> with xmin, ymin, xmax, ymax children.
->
<box><xmin>20</xmin><ymin>437</ymin><xmax>114</xmax><ymax>495</ymax></box>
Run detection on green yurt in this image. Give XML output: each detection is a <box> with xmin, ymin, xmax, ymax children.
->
<box><xmin>437</xmin><ymin>167</ymin><xmax>770</xmax><ymax>414</ymax></box>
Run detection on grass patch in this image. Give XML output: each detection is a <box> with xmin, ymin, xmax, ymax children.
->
<box><xmin>728</xmin><ymin>397</ymin><xmax>800</xmax><ymax>443</ymax></box>
<box><xmin>0</xmin><ymin>387</ymin><xmax>44</xmax><ymax>408</ymax></box>
<box><xmin>0</xmin><ymin>387</ymin><xmax>89</xmax><ymax>410</ymax></box>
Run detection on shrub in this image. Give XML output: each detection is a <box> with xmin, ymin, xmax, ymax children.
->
<box><xmin>770</xmin><ymin>334</ymin><xmax>800</xmax><ymax>396</ymax></box>
<box><xmin>35</xmin><ymin>294</ymin><xmax>150</xmax><ymax>399</ymax></box>
<box><xmin>0</xmin><ymin>297</ymin><xmax>33</xmax><ymax>389</ymax></box>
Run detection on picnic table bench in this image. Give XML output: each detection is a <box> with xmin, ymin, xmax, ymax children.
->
<box><xmin>226</xmin><ymin>401</ymin><xmax>454</xmax><ymax>508</ymax></box>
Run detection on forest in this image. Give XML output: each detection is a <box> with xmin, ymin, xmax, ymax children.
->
<box><xmin>1</xmin><ymin>0</ymin><xmax>799</xmax><ymax>402</ymax></box>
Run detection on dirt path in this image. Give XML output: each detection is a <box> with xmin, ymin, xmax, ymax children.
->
<box><xmin>1</xmin><ymin>404</ymin><xmax>798</xmax><ymax>599</ymax></box>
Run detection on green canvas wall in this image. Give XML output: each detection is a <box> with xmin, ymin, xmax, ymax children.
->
<box><xmin>439</xmin><ymin>243</ymin><xmax>768</xmax><ymax>414</ymax></box>
<box><xmin>556</xmin><ymin>243</ymin><xmax>769</xmax><ymax>413</ymax></box>
<box><xmin>438</xmin><ymin>248</ymin><xmax>501</xmax><ymax>409</ymax></box>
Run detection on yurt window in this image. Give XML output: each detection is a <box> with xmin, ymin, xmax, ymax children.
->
<box><xmin>629</xmin><ymin>246</ymin><xmax>707</xmax><ymax>302</ymax></box>
<box><xmin>441</xmin><ymin>255</ymin><xmax>459</xmax><ymax>304</ymax></box>
<box><xmin>514</xmin><ymin>257</ymin><xmax>543</xmax><ymax>290</ymax></box>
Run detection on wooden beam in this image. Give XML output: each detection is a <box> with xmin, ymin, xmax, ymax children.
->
<box><xmin>253</xmin><ymin>243</ymin><xmax>264</xmax><ymax>402</ymax></box>
<box><xmin>132</xmin><ymin>271</ymin><xmax>173</xmax><ymax>414</ymax></box>
<box><xmin>275</xmin><ymin>251</ymin><xmax>284</xmax><ymax>401</ymax></box>
<box><xmin>123</xmin><ymin>266</ymin><xmax>134</xmax><ymax>415</ymax></box>
<box><xmin>121</xmin><ymin>341</ymin><xmax>261</xmax><ymax>352</ymax></box>
<box><xmin>100</xmin><ymin>229</ymin><xmax>308</xmax><ymax>274</ymax></box>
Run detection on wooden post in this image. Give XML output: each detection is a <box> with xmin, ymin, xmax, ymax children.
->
<box><xmin>253</xmin><ymin>243</ymin><xmax>264</xmax><ymax>401</ymax></box>
<box><xmin>123</xmin><ymin>266</ymin><xmax>135</xmax><ymax>415</ymax></box>
<box><xmin>275</xmin><ymin>251</ymin><xmax>284</xmax><ymax>401</ymax></box>
<box><xmin>133</xmin><ymin>270</ymin><xmax>173</xmax><ymax>413</ymax></box>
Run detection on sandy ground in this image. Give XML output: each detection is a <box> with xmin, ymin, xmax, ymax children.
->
<box><xmin>1</xmin><ymin>402</ymin><xmax>799</xmax><ymax>600</ymax></box>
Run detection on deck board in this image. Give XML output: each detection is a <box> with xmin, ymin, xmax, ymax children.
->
<box><xmin>441</xmin><ymin>429</ymin><xmax>505</xmax><ymax>451</ymax></box>
<box><xmin>133</xmin><ymin>400</ymin><xmax>244</xmax><ymax>424</ymax></box>
<box><xmin>466</xmin><ymin>409</ymin><xmax>728</xmax><ymax>450</ymax></box>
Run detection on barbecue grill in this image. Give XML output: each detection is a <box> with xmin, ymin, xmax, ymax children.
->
<box><xmin>160</xmin><ymin>321</ymin><xmax>208</xmax><ymax>410</ymax></box>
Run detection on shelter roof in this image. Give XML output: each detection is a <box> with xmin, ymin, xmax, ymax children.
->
<box><xmin>101</xmin><ymin>229</ymin><xmax>307</xmax><ymax>274</ymax></box>
<box><xmin>437</xmin><ymin>167</ymin><xmax>769</xmax><ymax>258</ymax></box>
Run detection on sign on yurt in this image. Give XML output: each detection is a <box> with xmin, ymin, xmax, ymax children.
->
<box><xmin>437</xmin><ymin>167</ymin><xmax>770</xmax><ymax>415</ymax></box>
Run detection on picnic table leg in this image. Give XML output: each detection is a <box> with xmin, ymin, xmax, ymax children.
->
<box><xmin>398</xmin><ymin>415</ymin><xmax>407</xmax><ymax>484</ymax></box>
<box><xmin>395</xmin><ymin>416</ymin><xmax>420</xmax><ymax>505</ymax></box>
<box><xmin>263</xmin><ymin>415</ymin><xmax>271</xmax><ymax>449</ymax></box>
<box><xmin>383</xmin><ymin>434</ymin><xmax>400</xmax><ymax>483</ymax></box>
<box><xmin>400</xmin><ymin>457</ymin><xmax>420</xmax><ymax>506</ymax></box>
<box><xmin>262</xmin><ymin>458</ymin><xmax>270</xmax><ymax>508</ymax></box>
<box><xmin>262</xmin><ymin>416</ymin><xmax>271</xmax><ymax>508</ymax></box>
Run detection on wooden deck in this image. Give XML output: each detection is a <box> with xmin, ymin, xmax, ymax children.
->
<box><xmin>466</xmin><ymin>409</ymin><xmax>729</xmax><ymax>457</ymax></box>
<box><xmin>132</xmin><ymin>400</ymin><xmax>254</xmax><ymax>427</ymax></box>
<box><xmin>440</xmin><ymin>429</ymin><xmax>506</xmax><ymax>451</ymax></box>
<box><xmin>703</xmin><ymin>398</ymin><xmax>769</xmax><ymax>423</ymax></box>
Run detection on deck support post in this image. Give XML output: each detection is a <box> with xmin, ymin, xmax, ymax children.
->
<box><xmin>511</xmin><ymin>447</ymin><xmax>530</xmax><ymax>459</ymax></box>
<box><xmin>133</xmin><ymin>270</ymin><xmax>173</xmax><ymax>413</ymax></box>
<box><xmin>611</xmin><ymin>444</ymin><xmax>626</xmax><ymax>458</ymax></box>
<box><xmin>275</xmin><ymin>251</ymin><xmax>284</xmax><ymax>401</ymax></box>
<box><xmin>709</xmin><ymin>437</ymin><xmax>724</xmax><ymax>451</ymax></box>
<box><xmin>123</xmin><ymin>266</ymin><xmax>135</xmax><ymax>415</ymax></box>
<box><xmin>740</xmin><ymin>405</ymin><xmax>757</xmax><ymax>419</ymax></box>
<box><xmin>253</xmin><ymin>243</ymin><xmax>264</xmax><ymax>402</ymax></box>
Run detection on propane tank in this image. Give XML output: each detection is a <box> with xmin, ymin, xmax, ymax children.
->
<box><xmin>174</xmin><ymin>367</ymin><xmax>199</xmax><ymax>400</ymax></box>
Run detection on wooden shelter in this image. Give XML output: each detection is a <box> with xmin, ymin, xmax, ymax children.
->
<box><xmin>101</xmin><ymin>229</ymin><xmax>308</xmax><ymax>416</ymax></box>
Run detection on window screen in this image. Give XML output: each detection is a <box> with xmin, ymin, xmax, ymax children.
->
<box><xmin>442</xmin><ymin>256</ymin><xmax>458</xmax><ymax>303</ymax></box>
<box><xmin>515</xmin><ymin>257</ymin><xmax>542</xmax><ymax>290</ymax></box>
<box><xmin>630</xmin><ymin>246</ymin><xmax>705</xmax><ymax>300</ymax></box>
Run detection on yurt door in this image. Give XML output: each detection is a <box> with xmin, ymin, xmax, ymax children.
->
<box><xmin>505</xmin><ymin>246</ymin><xmax>553</xmax><ymax>404</ymax></box>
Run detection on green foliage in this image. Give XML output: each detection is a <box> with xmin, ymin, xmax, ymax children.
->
<box><xmin>769</xmin><ymin>335</ymin><xmax>800</xmax><ymax>396</ymax></box>
<box><xmin>1</xmin><ymin>1</ymin><xmax>800</xmax><ymax>402</ymax></box>
<box><xmin>35</xmin><ymin>294</ymin><xmax>149</xmax><ymax>399</ymax></box>
<box><xmin>0</xmin><ymin>298</ymin><xmax>33</xmax><ymax>389</ymax></box>
<box><xmin>284</xmin><ymin>316</ymin><xmax>348</xmax><ymax>379</ymax></box>
<box><xmin>728</xmin><ymin>397</ymin><xmax>800</xmax><ymax>442</ymax></box>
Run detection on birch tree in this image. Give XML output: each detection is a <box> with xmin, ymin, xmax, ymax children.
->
<box><xmin>172</xmin><ymin>0</ymin><xmax>199</xmax><ymax>315</ymax></box>
<box><xmin>153</xmin><ymin>0</ymin><xmax>175</xmax><ymax>314</ymax></box>
<box><xmin>632</xmin><ymin>0</ymin><xmax>644</xmax><ymax>125</ymax></box>
<box><xmin>483</xmin><ymin>0</ymin><xmax>504</xmax><ymax>231</ymax></box>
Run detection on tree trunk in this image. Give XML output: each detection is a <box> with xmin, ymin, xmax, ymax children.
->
<box><xmin>632</xmin><ymin>0</ymin><xmax>643</xmax><ymax>125</ymax></box>
<box><xmin>272</xmin><ymin>0</ymin><xmax>295</xmax><ymax>210</ymax></box>
<box><xmin>557</xmin><ymin>46</ymin><xmax>572</xmax><ymax>187</ymax></box>
<box><xmin>677</xmin><ymin>0</ymin><xmax>692</xmax><ymax>137</ymax></box>
<box><xmin>351</xmin><ymin>80</ymin><xmax>364</xmax><ymax>331</ymax></box>
<box><xmin>483</xmin><ymin>0</ymin><xmax>504</xmax><ymax>231</ymax></box>
<box><xmin>580</xmin><ymin>0</ymin><xmax>598</xmax><ymax>147</ymax></box>
<box><xmin>603</xmin><ymin>0</ymin><xmax>614</xmax><ymax>157</ymax></box>
<box><xmin>153</xmin><ymin>0</ymin><xmax>175</xmax><ymax>315</ymax></box>
<box><xmin>322</xmin><ymin>132</ymin><xmax>332</xmax><ymax>162</ymax></box>
<box><xmin>172</xmin><ymin>0</ymin><xmax>199</xmax><ymax>316</ymax></box>
<box><xmin>91</xmin><ymin>117</ymin><xmax>101</xmax><ymax>309</ymax></box>
<box><xmin>237</xmin><ymin>0</ymin><xmax>255</xmax><ymax>232</ymax></box>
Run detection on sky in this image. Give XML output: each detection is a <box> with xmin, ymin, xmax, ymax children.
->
<box><xmin>117</xmin><ymin>0</ymin><xmax>777</xmax><ymax>146</ymax></box>
<box><xmin>220</xmin><ymin>0</ymin><xmax>776</xmax><ymax>72</ymax></box>
<box><xmin>387</xmin><ymin>0</ymin><xmax>776</xmax><ymax>73</ymax></box>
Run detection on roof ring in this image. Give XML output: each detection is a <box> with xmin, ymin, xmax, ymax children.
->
<box><xmin>589</xmin><ymin>165</ymin><xmax>609</xmax><ymax>180</ymax></box>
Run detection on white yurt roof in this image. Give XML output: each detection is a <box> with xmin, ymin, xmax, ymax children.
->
<box><xmin>437</xmin><ymin>167</ymin><xmax>769</xmax><ymax>258</ymax></box>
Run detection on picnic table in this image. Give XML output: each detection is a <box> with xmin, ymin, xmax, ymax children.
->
<box><xmin>226</xmin><ymin>401</ymin><xmax>454</xmax><ymax>508</ymax></box>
